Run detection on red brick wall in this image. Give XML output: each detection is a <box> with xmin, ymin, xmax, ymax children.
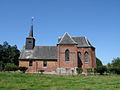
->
<box><xmin>19</xmin><ymin>45</ymin><xmax>96</xmax><ymax>73</ymax></box>
<box><xmin>57</xmin><ymin>45</ymin><xmax>78</xmax><ymax>68</ymax></box>
<box><xmin>77</xmin><ymin>47</ymin><xmax>96</xmax><ymax>72</ymax></box>
<box><xmin>19</xmin><ymin>60</ymin><xmax>57</xmax><ymax>72</ymax></box>
<box><xmin>57</xmin><ymin>44</ymin><xmax>96</xmax><ymax>73</ymax></box>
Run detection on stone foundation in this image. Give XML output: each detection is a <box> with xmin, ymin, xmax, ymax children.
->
<box><xmin>56</xmin><ymin>67</ymin><xmax>77</xmax><ymax>75</ymax></box>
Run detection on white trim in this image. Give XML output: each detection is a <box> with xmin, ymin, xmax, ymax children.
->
<box><xmin>58</xmin><ymin>32</ymin><xmax>77</xmax><ymax>44</ymax></box>
<box><xmin>58</xmin><ymin>32</ymin><xmax>67</xmax><ymax>44</ymax></box>
<box><xmin>85</xmin><ymin>37</ymin><xmax>90</xmax><ymax>46</ymax></box>
<box><xmin>67</xmin><ymin>33</ymin><xmax>77</xmax><ymax>44</ymax></box>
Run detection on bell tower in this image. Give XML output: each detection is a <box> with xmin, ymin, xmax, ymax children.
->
<box><xmin>25</xmin><ymin>17</ymin><xmax>35</xmax><ymax>50</ymax></box>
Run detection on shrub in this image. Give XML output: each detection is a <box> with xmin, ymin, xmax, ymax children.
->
<box><xmin>87</xmin><ymin>68</ymin><xmax>94</xmax><ymax>73</ymax></box>
<box><xmin>19</xmin><ymin>66</ymin><xmax>28</xmax><ymax>73</ymax></box>
<box><xmin>4</xmin><ymin>63</ymin><xmax>18</xmax><ymax>71</ymax></box>
<box><xmin>96</xmin><ymin>66</ymin><xmax>107</xmax><ymax>75</ymax></box>
<box><xmin>76</xmin><ymin>68</ymin><xmax>83</xmax><ymax>74</ymax></box>
<box><xmin>109</xmin><ymin>67</ymin><xmax>120</xmax><ymax>74</ymax></box>
<box><xmin>39</xmin><ymin>70</ymin><xmax>44</xmax><ymax>74</ymax></box>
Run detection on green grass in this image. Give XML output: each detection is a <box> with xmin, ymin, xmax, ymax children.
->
<box><xmin>0</xmin><ymin>72</ymin><xmax>120</xmax><ymax>90</ymax></box>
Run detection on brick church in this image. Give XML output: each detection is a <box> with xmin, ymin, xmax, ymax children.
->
<box><xmin>19</xmin><ymin>24</ymin><xmax>96</xmax><ymax>74</ymax></box>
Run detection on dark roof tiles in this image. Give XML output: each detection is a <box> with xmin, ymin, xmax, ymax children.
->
<box><xmin>58</xmin><ymin>33</ymin><xmax>77</xmax><ymax>45</ymax></box>
<box><xmin>19</xmin><ymin>33</ymin><xmax>94</xmax><ymax>60</ymax></box>
<box><xmin>19</xmin><ymin>46</ymin><xmax>57</xmax><ymax>60</ymax></box>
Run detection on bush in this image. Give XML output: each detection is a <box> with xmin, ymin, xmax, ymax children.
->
<box><xmin>76</xmin><ymin>68</ymin><xmax>83</xmax><ymax>74</ymax></box>
<box><xmin>96</xmin><ymin>66</ymin><xmax>107</xmax><ymax>75</ymax></box>
<box><xmin>108</xmin><ymin>67</ymin><xmax>120</xmax><ymax>74</ymax></box>
<box><xmin>87</xmin><ymin>68</ymin><xmax>94</xmax><ymax>73</ymax></box>
<box><xmin>39</xmin><ymin>70</ymin><xmax>44</xmax><ymax>74</ymax></box>
<box><xmin>19</xmin><ymin>66</ymin><xmax>28</xmax><ymax>73</ymax></box>
<box><xmin>4</xmin><ymin>63</ymin><xmax>18</xmax><ymax>71</ymax></box>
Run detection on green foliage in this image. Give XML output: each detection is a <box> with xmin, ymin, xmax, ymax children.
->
<box><xmin>112</xmin><ymin>57</ymin><xmax>120</xmax><ymax>68</ymax></box>
<box><xmin>96</xmin><ymin>57</ymin><xmax>103</xmax><ymax>68</ymax></box>
<box><xmin>108</xmin><ymin>67</ymin><xmax>120</xmax><ymax>74</ymax></box>
<box><xmin>39</xmin><ymin>70</ymin><xmax>44</xmax><ymax>74</ymax></box>
<box><xmin>96</xmin><ymin>66</ymin><xmax>107</xmax><ymax>75</ymax></box>
<box><xmin>0</xmin><ymin>41</ymin><xmax>20</xmax><ymax>66</ymax></box>
<box><xmin>107</xmin><ymin>57</ymin><xmax>120</xmax><ymax>74</ymax></box>
<box><xmin>4</xmin><ymin>63</ymin><xmax>18</xmax><ymax>71</ymax></box>
<box><xmin>0</xmin><ymin>62</ymin><xmax>5</xmax><ymax>71</ymax></box>
<box><xmin>76</xmin><ymin>68</ymin><xmax>83</xmax><ymax>74</ymax></box>
<box><xmin>87</xmin><ymin>68</ymin><xmax>94</xmax><ymax>72</ymax></box>
<box><xmin>19</xmin><ymin>67</ymin><xmax>28</xmax><ymax>73</ymax></box>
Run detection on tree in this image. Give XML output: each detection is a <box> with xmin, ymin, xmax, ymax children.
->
<box><xmin>111</xmin><ymin>57</ymin><xmax>120</xmax><ymax>74</ymax></box>
<box><xmin>96</xmin><ymin>57</ymin><xmax>103</xmax><ymax>68</ymax></box>
<box><xmin>112</xmin><ymin>57</ymin><xmax>120</xmax><ymax>68</ymax></box>
<box><xmin>0</xmin><ymin>41</ymin><xmax>20</xmax><ymax>71</ymax></box>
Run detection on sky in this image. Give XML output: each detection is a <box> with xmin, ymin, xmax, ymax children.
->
<box><xmin>0</xmin><ymin>0</ymin><xmax>120</xmax><ymax>65</ymax></box>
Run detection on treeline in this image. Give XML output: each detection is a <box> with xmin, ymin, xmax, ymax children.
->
<box><xmin>96</xmin><ymin>57</ymin><xmax>120</xmax><ymax>75</ymax></box>
<box><xmin>76</xmin><ymin>57</ymin><xmax>120</xmax><ymax>75</ymax></box>
<box><xmin>0</xmin><ymin>41</ymin><xmax>20</xmax><ymax>71</ymax></box>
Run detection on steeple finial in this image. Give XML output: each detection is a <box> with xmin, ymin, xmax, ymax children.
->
<box><xmin>29</xmin><ymin>17</ymin><xmax>34</xmax><ymax>37</ymax></box>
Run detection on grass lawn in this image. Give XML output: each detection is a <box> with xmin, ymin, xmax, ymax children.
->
<box><xmin>0</xmin><ymin>72</ymin><xmax>120</xmax><ymax>90</ymax></box>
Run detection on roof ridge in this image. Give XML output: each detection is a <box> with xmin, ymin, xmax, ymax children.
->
<box><xmin>72</xmin><ymin>36</ymin><xmax>85</xmax><ymax>38</ymax></box>
<box><xmin>85</xmin><ymin>37</ymin><xmax>90</xmax><ymax>46</ymax></box>
<box><xmin>58</xmin><ymin>32</ymin><xmax>67</xmax><ymax>44</ymax></box>
<box><xmin>67</xmin><ymin>33</ymin><xmax>77</xmax><ymax>44</ymax></box>
<box><xmin>58</xmin><ymin>32</ymin><xmax>77</xmax><ymax>44</ymax></box>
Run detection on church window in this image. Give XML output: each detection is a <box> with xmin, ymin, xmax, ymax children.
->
<box><xmin>29</xmin><ymin>61</ymin><xmax>33</xmax><ymax>66</ymax></box>
<box><xmin>77</xmin><ymin>52</ymin><xmax>82</xmax><ymax>67</ymax></box>
<box><xmin>65</xmin><ymin>49</ymin><xmax>70</xmax><ymax>61</ymax></box>
<box><xmin>85</xmin><ymin>52</ymin><xmax>89</xmax><ymax>63</ymax></box>
<box><xmin>43</xmin><ymin>61</ymin><xmax>47</xmax><ymax>67</ymax></box>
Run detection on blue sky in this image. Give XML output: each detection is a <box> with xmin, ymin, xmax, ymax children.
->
<box><xmin>0</xmin><ymin>0</ymin><xmax>120</xmax><ymax>65</ymax></box>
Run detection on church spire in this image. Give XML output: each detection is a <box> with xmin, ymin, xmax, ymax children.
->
<box><xmin>25</xmin><ymin>17</ymin><xmax>35</xmax><ymax>50</ymax></box>
<box><xmin>29</xmin><ymin>17</ymin><xmax>34</xmax><ymax>37</ymax></box>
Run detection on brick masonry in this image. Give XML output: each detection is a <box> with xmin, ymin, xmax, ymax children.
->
<box><xmin>19</xmin><ymin>44</ymin><xmax>96</xmax><ymax>74</ymax></box>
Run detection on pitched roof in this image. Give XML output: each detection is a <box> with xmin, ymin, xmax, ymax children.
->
<box><xmin>58</xmin><ymin>33</ymin><xmax>77</xmax><ymax>45</ymax></box>
<box><xmin>58</xmin><ymin>36</ymin><xmax>93</xmax><ymax>47</ymax></box>
<box><xmin>19</xmin><ymin>46</ymin><xmax>57</xmax><ymax>60</ymax></box>
<box><xmin>72</xmin><ymin>37</ymin><xmax>92</xmax><ymax>47</ymax></box>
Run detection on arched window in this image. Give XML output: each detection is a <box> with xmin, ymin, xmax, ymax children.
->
<box><xmin>78</xmin><ymin>52</ymin><xmax>81</xmax><ymax>60</ymax></box>
<box><xmin>77</xmin><ymin>52</ymin><xmax>82</xmax><ymax>67</ymax></box>
<box><xmin>85</xmin><ymin>52</ymin><xmax>89</xmax><ymax>63</ymax></box>
<box><xmin>65</xmin><ymin>49</ymin><xmax>69</xmax><ymax>61</ymax></box>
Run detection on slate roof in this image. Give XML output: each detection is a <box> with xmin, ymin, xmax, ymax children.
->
<box><xmin>19</xmin><ymin>33</ymin><xmax>94</xmax><ymax>60</ymax></box>
<box><xmin>58</xmin><ymin>33</ymin><xmax>93</xmax><ymax>47</ymax></box>
<box><xmin>72</xmin><ymin>37</ymin><xmax>92</xmax><ymax>47</ymax></box>
<box><xmin>19</xmin><ymin>46</ymin><xmax>57</xmax><ymax>60</ymax></box>
<box><xmin>58</xmin><ymin>33</ymin><xmax>77</xmax><ymax>45</ymax></box>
